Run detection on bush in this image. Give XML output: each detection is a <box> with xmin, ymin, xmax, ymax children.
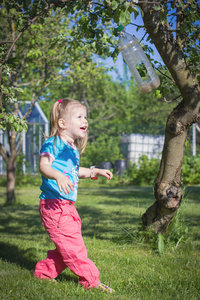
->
<box><xmin>137</xmin><ymin>155</ymin><xmax>160</xmax><ymax>185</ymax></box>
<box><xmin>182</xmin><ymin>155</ymin><xmax>200</xmax><ymax>185</ymax></box>
<box><xmin>117</xmin><ymin>154</ymin><xmax>200</xmax><ymax>187</ymax></box>
<box><xmin>1</xmin><ymin>154</ymin><xmax>200</xmax><ymax>189</ymax></box>
<box><xmin>81</xmin><ymin>136</ymin><xmax>123</xmax><ymax>167</ymax></box>
<box><xmin>118</xmin><ymin>155</ymin><xmax>160</xmax><ymax>186</ymax></box>
<box><xmin>16</xmin><ymin>174</ymin><xmax>42</xmax><ymax>187</ymax></box>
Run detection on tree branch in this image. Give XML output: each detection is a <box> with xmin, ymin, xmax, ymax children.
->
<box><xmin>154</xmin><ymin>67</ymin><xmax>174</xmax><ymax>82</ymax></box>
<box><xmin>0</xmin><ymin>41</ymin><xmax>14</xmax><ymax>44</ymax></box>
<box><xmin>0</xmin><ymin>0</ymin><xmax>71</xmax><ymax>107</ymax></box>
<box><xmin>0</xmin><ymin>143</ymin><xmax>9</xmax><ymax>163</ymax></box>
<box><xmin>16</xmin><ymin>131</ymin><xmax>24</xmax><ymax>157</ymax></box>
<box><xmin>137</xmin><ymin>1</ymin><xmax>199</xmax><ymax>97</ymax></box>
<box><xmin>163</xmin><ymin>94</ymin><xmax>182</xmax><ymax>103</ymax></box>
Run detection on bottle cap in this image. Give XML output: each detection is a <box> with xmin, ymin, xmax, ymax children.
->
<box><xmin>116</xmin><ymin>25</ymin><xmax>124</xmax><ymax>32</ymax></box>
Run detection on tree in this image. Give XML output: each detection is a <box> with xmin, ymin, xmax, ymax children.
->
<box><xmin>40</xmin><ymin>67</ymin><xmax>135</xmax><ymax>166</ymax></box>
<box><xmin>0</xmin><ymin>3</ymin><xmax>110</xmax><ymax>204</ymax></box>
<box><xmin>136</xmin><ymin>1</ymin><xmax>200</xmax><ymax>234</ymax></box>
<box><xmin>1</xmin><ymin>0</ymin><xmax>200</xmax><ymax>235</ymax></box>
<box><xmin>69</xmin><ymin>0</ymin><xmax>200</xmax><ymax>234</ymax></box>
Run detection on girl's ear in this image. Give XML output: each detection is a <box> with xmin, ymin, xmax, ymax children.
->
<box><xmin>58</xmin><ymin>118</ymin><xmax>66</xmax><ymax>129</ymax></box>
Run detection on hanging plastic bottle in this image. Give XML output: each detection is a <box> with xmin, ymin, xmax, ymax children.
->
<box><xmin>117</xmin><ymin>26</ymin><xmax>160</xmax><ymax>93</ymax></box>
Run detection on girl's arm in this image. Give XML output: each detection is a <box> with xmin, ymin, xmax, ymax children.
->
<box><xmin>40</xmin><ymin>155</ymin><xmax>74</xmax><ymax>194</ymax></box>
<box><xmin>79</xmin><ymin>167</ymin><xmax>113</xmax><ymax>180</ymax></box>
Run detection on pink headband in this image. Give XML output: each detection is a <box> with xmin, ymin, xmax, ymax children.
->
<box><xmin>58</xmin><ymin>99</ymin><xmax>62</xmax><ymax>103</ymax></box>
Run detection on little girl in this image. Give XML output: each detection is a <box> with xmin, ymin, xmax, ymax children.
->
<box><xmin>34</xmin><ymin>99</ymin><xmax>115</xmax><ymax>293</ymax></box>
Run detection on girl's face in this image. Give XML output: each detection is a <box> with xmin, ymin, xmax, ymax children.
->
<box><xmin>59</xmin><ymin>105</ymin><xmax>88</xmax><ymax>143</ymax></box>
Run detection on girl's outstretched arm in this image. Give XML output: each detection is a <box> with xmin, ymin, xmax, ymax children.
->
<box><xmin>79</xmin><ymin>167</ymin><xmax>113</xmax><ymax>180</ymax></box>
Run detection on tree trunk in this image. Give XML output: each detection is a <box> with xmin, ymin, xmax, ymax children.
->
<box><xmin>5</xmin><ymin>129</ymin><xmax>19</xmax><ymax>205</ymax></box>
<box><xmin>142</xmin><ymin>96</ymin><xmax>200</xmax><ymax>233</ymax></box>
<box><xmin>138</xmin><ymin>1</ymin><xmax>200</xmax><ymax>234</ymax></box>
<box><xmin>6</xmin><ymin>157</ymin><xmax>16</xmax><ymax>205</ymax></box>
<box><xmin>142</xmin><ymin>103</ymin><xmax>186</xmax><ymax>233</ymax></box>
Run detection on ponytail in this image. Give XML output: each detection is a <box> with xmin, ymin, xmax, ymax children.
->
<box><xmin>49</xmin><ymin>101</ymin><xmax>60</xmax><ymax>137</ymax></box>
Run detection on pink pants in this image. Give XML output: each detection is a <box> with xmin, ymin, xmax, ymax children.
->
<box><xmin>34</xmin><ymin>199</ymin><xmax>100</xmax><ymax>289</ymax></box>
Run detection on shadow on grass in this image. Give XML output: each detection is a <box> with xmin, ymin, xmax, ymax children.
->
<box><xmin>0</xmin><ymin>241</ymin><xmax>37</xmax><ymax>271</ymax></box>
<box><xmin>0</xmin><ymin>186</ymin><xmax>200</xmax><ymax>240</ymax></box>
<box><xmin>0</xmin><ymin>186</ymin><xmax>151</xmax><ymax>274</ymax></box>
<box><xmin>79</xmin><ymin>186</ymin><xmax>155</xmax><ymax>208</ymax></box>
<box><xmin>0</xmin><ymin>185</ymin><xmax>200</xmax><ymax>274</ymax></box>
<box><xmin>57</xmin><ymin>273</ymin><xmax>78</xmax><ymax>284</ymax></box>
<box><xmin>0</xmin><ymin>241</ymin><xmax>80</xmax><ymax>284</ymax></box>
<box><xmin>0</xmin><ymin>205</ymin><xmax>42</xmax><ymax>236</ymax></box>
<box><xmin>77</xmin><ymin>204</ymin><xmax>142</xmax><ymax>240</ymax></box>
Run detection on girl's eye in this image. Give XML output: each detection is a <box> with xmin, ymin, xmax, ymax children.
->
<box><xmin>77</xmin><ymin>115</ymin><xmax>87</xmax><ymax>119</ymax></box>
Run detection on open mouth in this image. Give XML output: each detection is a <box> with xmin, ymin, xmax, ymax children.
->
<box><xmin>80</xmin><ymin>126</ymin><xmax>87</xmax><ymax>131</ymax></box>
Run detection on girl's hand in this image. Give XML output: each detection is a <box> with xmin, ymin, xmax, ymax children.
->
<box><xmin>78</xmin><ymin>167</ymin><xmax>113</xmax><ymax>179</ymax></box>
<box><xmin>55</xmin><ymin>172</ymin><xmax>74</xmax><ymax>194</ymax></box>
<box><xmin>94</xmin><ymin>168</ymin><xmax>113</xmax><ymax>180</ymax></box>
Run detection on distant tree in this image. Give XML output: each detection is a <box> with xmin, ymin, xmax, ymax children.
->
<box><xmin>0</xmin><ymin>4</ymin><xmax>110</xmax><ymax>204</ymax></box>
<box><xmin>40</xmin><ymin>67</ymin><xmax>137</xmax><ymax>165</ymax></box>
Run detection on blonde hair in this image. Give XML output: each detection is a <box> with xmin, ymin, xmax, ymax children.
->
<box><xmin>49</xmin><ymin>98</ymin><xmax>88</xmax><ymax>154</ymax></box>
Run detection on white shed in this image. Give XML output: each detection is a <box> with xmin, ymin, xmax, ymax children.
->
<box><xmin>120</xmin><ymin>133</ymin><xmax>165</xmax><ymax>164</ymax></box>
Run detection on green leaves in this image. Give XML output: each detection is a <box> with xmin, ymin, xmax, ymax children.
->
<box><xmin>119</xmin><ymin>10</ymin><xmax>131</xmax><ymax>26</ymax></box>
<box><xmin>109</xmin><ymin>0</ymin><xmax>118</xmax><ymax>10</ymax></box>
<box><xmin>0</xmin><ymin>112</ymin><xmax>28</xmax><ymax>132</ymax></box>
<box><xmin>112</xmin><ymin>2</ymin><xmax>139</xmax><ymax>26</ymax></box>
<box><xmin>27</xmin><ymin>49</ymin><xmax>42</xmax><ymax>59</ymax></box>
<box><xmin>155</xmin><ymin>89</ymin><xmax>162</xmax><ymax>99</ymax></box>
<box><xmin>153</xmin><ymin>6</ymin><xmax>161</xmax><ymax>11</ymax></box>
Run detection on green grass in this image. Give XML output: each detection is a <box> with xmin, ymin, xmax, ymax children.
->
<box><xmin>0</xmin><ymin>184</ymin><xmax>200</xmax><ymax>299</ymax></box>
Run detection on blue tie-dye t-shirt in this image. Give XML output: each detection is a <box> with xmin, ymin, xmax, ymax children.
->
<box><xmin>39</xmin><ymin>135</ymin><xmax>79</xmax><ymax>202</ymax></box>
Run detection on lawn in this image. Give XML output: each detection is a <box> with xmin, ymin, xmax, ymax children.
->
<box><xmin>0</xmin><ymin>183</ymin><xmax>200</xmax><ymax>300</ymax></box>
